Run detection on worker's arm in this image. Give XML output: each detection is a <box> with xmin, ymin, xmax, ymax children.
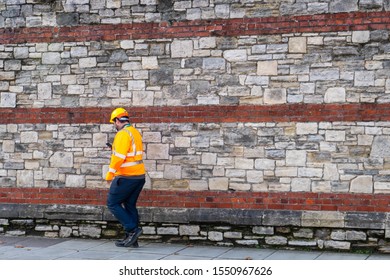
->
<box><xmin>105</xmin><ymin>131</ymin><xmax>131</xmax><ymax>180</ymax></box>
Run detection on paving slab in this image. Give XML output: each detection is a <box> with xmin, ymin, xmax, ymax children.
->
<box><xmin>217</xmin><ymin>247</ymin><xmax>276</xmax><ymax>260</ymax></box>
<box><xmin>56</xmin><ymin>250</ymin><xmax>125</xmax><ymax>260</ymax></box>
<box><xmin>316</xmin><ymin>252</ymin><xmax>368</xmax><ymax>260</ymax></box>
<box><xmin>46</xmin><ymin>239</ymin><xmax>106</xmax><ymax>251</ymax></box>
<box><xmin>21</xmin><ymin>248</ymin><xmax>78</xmax><ymax>260</ymax></box>
<box><xmin>173</xmin><ymin>245</ymin><xmax>231</xmax><ymax>259</ymax></box>
<box><xmin>111</xmin><ymin>251</ymin><xmax>167</xmax><ymax>260</ymax></box>
<box><xmin>0</xmin><ymin>247</ymin><xmax>45</xmax><ymax>260</ymax></box>
<box><xmin>366</xmin><ymin>254</ymin><xmax>390</xmax><ymax>260</ymax></box>
<box><xmin>0</xmin><ymin>235</ymin><xmax>387</xmax><ymax>260</ymax></box>
<box><xmin>11</xmin><ymin>237</ymin><xmax>64</xmax><ymax>248</ymax></box>
<box><xmin>265</xmin><ymin>250</ymin><xmax>322</xmax><ymax>260</ymax></box>
<box><xmin>83</xmin><ymin>240</ymin><xmax>136</xmax><ymax>253</ymax></box>
<box><xmin>161</xmin><ymin>254</ymin><xmax>211</xmax><ymax>260</ymax></box>
<box><xmin>132</xmin><ymin>243</ymin><xmax>188</xmax><ymax>255</ymax></box>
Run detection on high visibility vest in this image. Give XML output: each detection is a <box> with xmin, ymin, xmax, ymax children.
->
<box><xmin>106</xmin><ymin>125</ymin><xmax>145</xmax><ymax>180</ymax></box>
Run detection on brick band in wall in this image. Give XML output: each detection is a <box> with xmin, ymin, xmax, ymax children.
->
<box><xmin>1</xmin><ymin>103</ymin><xmax>390</xmax><ymax>124</ymax></box>
<box><xmin>0</xmin><ymin>188</ymin><xmax>389</xmax><ymax>213</ymax></box>
<box><xmin>2</xmin><ymin>11</ymin><xmax>390</xmax><ymax>44</ymax></box>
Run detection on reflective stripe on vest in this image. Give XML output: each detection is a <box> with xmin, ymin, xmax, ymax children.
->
<box><xmin>120</xmin><ymin>160</ymin><xmax>144</xmax><ymax>168</ymax></box>
<box><xmin>123</xmin><ymin>128</ymin><xmax>138</xmax><ymax>157</ymax></box>
<box><xmin>113</xmin><ymin>150</ymin><xmax>126</xmax><ymax>159</ymax></box>
<box><xmin>127</xmin><ymin>151</ymin><xmax>143</xmax><ymax>157</ymax></box>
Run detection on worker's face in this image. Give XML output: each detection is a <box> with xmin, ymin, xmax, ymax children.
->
<box><xmin>114</xmin><ymin>119</ymin><xmax>123</xmax><ymax>131</ymax></box>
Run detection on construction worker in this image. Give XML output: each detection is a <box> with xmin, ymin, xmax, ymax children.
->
<box><xmin>105</xmin><ymin>108</ymin><xmax>145</xmax><ymax>247</ymax></box>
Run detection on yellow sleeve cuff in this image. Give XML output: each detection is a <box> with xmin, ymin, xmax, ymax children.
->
<box><xmin>105</xmin><ymin>172</ymin><xmax>114</xmax><ymax>181</ymax></box>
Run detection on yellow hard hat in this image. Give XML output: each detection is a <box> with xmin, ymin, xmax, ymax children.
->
<box><xmin>109</xmin><ymin>108</ymin><xmax>129</xmax><ymax>123</ymax></box>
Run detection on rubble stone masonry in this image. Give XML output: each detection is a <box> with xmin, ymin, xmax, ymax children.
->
<box><xmin>2</xmin><ymin>0</ymin><xmax>390</xmax><ymax>252</ymax></box>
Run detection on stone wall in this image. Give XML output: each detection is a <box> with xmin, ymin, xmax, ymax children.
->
<box><xmin>1</xmin><ymin>203</ymin><xmax>390</xmax><ymax>252</ymax></box>
<box><xmin>2</xmin><ymin>0</ymin><xmax>390</xmax><ymax>251</ymax></box>
<box><xmin>2</xmin><ymin>28</ymin><xmax>390</xmax><ymax>109</ymax></box>
<box><xmin>3</xmin><ymin>121</ymin><xmax>390</xmax><ymax>193</ymax></box>
<box><xmin>2</xmin><ymin>0</ymin><xmax>389</xmax><ymax>29</ymax></box>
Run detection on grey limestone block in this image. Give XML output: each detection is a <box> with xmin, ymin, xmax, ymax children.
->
<box><xmin>56</xmin><ymin>13</ymin><xmax>79</xmax><ymax>26</ymax></box>
<box><xmin>345</xmin><ymin>212</ymin><xmax>386</xmax><ymax>229</ymax></box>
<box><xmin>44</xmin><ymin>204</ymin><xmax>104</xmax><ymax>221</ymax></box>
<box><xmin>263</xmin><ymin>210</ymin><xmax>301</xmax><ymax>226</ymax></box>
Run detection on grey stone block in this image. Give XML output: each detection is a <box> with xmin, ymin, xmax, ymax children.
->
<box><xmin>4</xmin><ymin>162</ymin><xmax>24</xmax><ymax>170</ymax></box>
<box><xmin>302</xmin><ymin>211</ymin><xmax>344</xmax><ymax>228</ymax></box>
<box><xmin>386</xmin><ymin>0</ymin><xmax>390</xmax><ymax>11</ymax></box>
<box><xmin>330</xmin><ymin>0</ymin><xmax>358</xmax><ymax>13</ymax></box>
<box><xmin>151</xmin><ymin>208</ymin><xmax>190</xmax><ymax>223</ymax></box>
<box><xmin>150</xmin><ymin>69</ymin><xmax>174</xmax><ymax>85</ymax></box>
<box><xmin>265</xmin><ymin>235</ymin><xmax>288</xmax><ymax>245</ymax></box>
<box><xmin>310</xmin><ymin>68</ymin><xmax>340</xmax><ymax>81</ymax></box>
<box><xmin>371</xmin><ymin>136</ymin><xmax>390</xmax><ymax>157</ymax></box>
<box><xmin>345</xmin><ymin>212</ymin><xmax>386</xmax><ymax>229</ymax></box>
<box><xmin>157</xmin><ymin>227</ymin><xmax>179</xmax><ymax>235</ymax></box>
<box><xmin>253</xmin><ymin>226</ymin><xmax>274</xmax><ymax>235</ymax></box>
<box><xmin>79</xmin><ymin>224</ymin><xmax>101</xmax><ymax>238</ymax></box>
<box><xmin>0</xmin><ymin>177</ymin><xmax>16</xmax><ymax>187</ymax></box>
<box><xmin>0</xmin><ymin>204</ymin><xmax>21</xmax><ymax>218</ymax></box>
<box><xmin>203</xmin><ymin>58</ymin><xmax>226</xmax><ymax>70</ymax></box>
<box><xmin>179</xmin><ymin>225</ymin><xmax>200</xmax><ymax>236</ymax></box>
<box><xmin>189</xmin><ymin>208</ymin><xmax>230</xmax><ymax>223</ymax></box>
<box><xmin>137</xmin><ymin>207</ymin><xmax>154</xmax><ymax>222</ymax></box>
<box><xmin>187</xmin><ymin>208</ymin><xmax>262</xmax><ymax>225</ymax></box>
<box><xmin>346</xmin><ymin>230</ymin><xmax>367</xmax><ymax>241</ymax></box>
<box><xmin>288</xmin><ymin>240</ymin><xmax>317</xmax><ymax>247</ymax></box>
<box><xmin>280</xmin><ymin>3</ymin><xmax>307</xmax><ymax>16</ymax></box>
<box><xmin>230</xmin><ymin>210</ymin><xmax>263</xmax><ymax>225</ymax></box>
<box><xmin>324</xmin><ymin>240</ymin><xmax>351</xmax><ymax>250</ymax></box>
<box><xmin>263</xmin><ymin>210</ymin><xmax>301</xmax><ymax>226</ymax></box>
<box><xmin>108</xmin><ymin>50</ymin><xmax>128</xmax><ymax>63</ymax></box>
<box><xmin>359</xmin><ymin>0</ymin><xmax>383</xmax><ymax>10</ymax></box>
<box><xmin>10</xmin><ymin>219</ymin><xmax>34</xmax><ymax>226</ymax></box>
<box><xmin>56</xmin><ymin>13</ymin><xmax>79</xmax><ymax>26</ymax></box>
<box><xmin>44</xmin><ymin>204</ymin><xmax>104</xmax><ymax>221</ymax></box>
<box><xmin>224</xmin><ymin>128</ymin><xmax>257</xmax><ymax>148</ymax></box>
<box><xmin>0</xmin><ymin>204</ymin><xmax>46</xmax><ymax>219</ymax></box>
<box><xmin>18</xmin><ymin>204</ymin><xmax>47</xmax><ymax>219</ymax></box>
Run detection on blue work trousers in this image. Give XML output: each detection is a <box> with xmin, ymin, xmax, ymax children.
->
<box><xmin>107</xmin><ymin>177</ymin><xmax>145</xmax><ymax>232</ymax></box>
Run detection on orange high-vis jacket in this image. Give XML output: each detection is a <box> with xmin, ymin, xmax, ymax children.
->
<box><xmin>105</xmin><ymin>125</ymin><xmax>145</xmax><ymax>181</ymax></box>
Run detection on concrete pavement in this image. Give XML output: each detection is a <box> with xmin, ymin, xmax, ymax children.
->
<box><xmin>0</xmin><ymin>235</ymin><xmax>389</xmax><ymax>260</ymax></box>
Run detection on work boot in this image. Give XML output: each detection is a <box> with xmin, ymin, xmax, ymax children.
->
<box><xmin>115</xmin><ymin>232</ymin><xmax>129</xmax><ymax>246</ymax></box>
<box><xmin>115</xmin><ymin>232</ymin><xmax>140</xmax><ymax>248</ymax></box>
<box><xmin>114</xmin><ymin>232</ymin><xmax>129</xmax><ymax>247</ymax></box>
<box><xmin>115</xmin><ymin>239</ymin><xmax>139</xmax><ymax>248</ymax></box>
<box><xmin>115</xmin><ymin>231</ymin><xmax>129</xmax><ymax>246</ymax></box>
<box><xmin>122</xmin><ymin>227</ymin><xmax>143</xmax><ymax>247</ymax></box>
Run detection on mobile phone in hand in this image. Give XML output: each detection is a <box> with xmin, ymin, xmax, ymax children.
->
<box><xmin>106</xmin><ymin>143</ymin><xmax>112</xmax><ymax>149</ymax></box>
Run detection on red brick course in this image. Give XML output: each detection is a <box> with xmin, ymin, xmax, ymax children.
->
<box><xmin>0</xmin><ymin>187</ymin><xmax>389</xmax><ymax>212</ymax></box>
<box><xmin>1</xmin><ymin>11</ymin><xmax>390</xmax><ymax>44</ymax></box>
<box><xmin>1</xmin><ymin>103</ymin><xmax>389</xmax><ymax>124</ymax></box>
